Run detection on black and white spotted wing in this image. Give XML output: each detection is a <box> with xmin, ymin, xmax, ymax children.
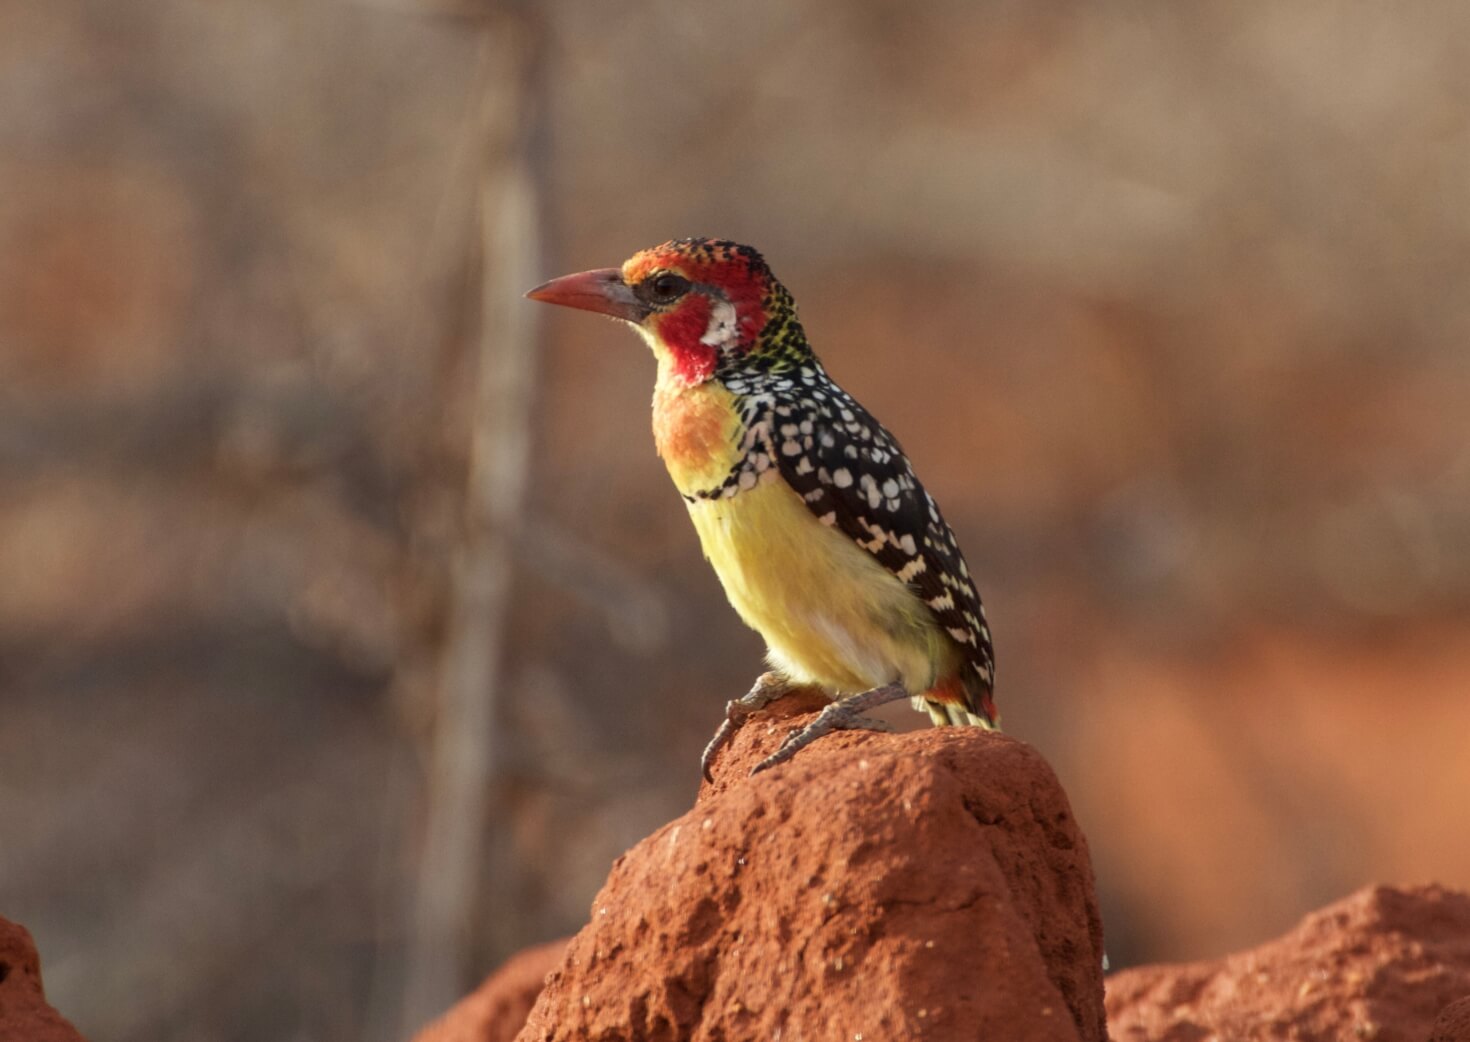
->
<box><xmin>742</xmin><ymin>366</ymin><xmax>997</xmax><ymax>718</ymax></box>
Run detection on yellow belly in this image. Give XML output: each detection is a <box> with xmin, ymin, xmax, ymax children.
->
<box><xmin>685</xmin><ymin>477</ymin><xmax>958</xmax><ymax>696</ymax></box>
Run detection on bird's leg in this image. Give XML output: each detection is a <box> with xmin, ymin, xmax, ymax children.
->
<box><xmin>751</xmin><ymin>681</ymin><xmax>909</xmax><ymax>775</ymax></box>
<box><xmin>701</xmin><ymin>671</ymin><xmax>795</xmax><ymax>781</ymax></box>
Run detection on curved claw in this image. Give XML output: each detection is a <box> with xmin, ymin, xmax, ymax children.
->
<box><xmin>700</xmin><ymin>718</ymin><xmax>737</xmax><ymax>783</ymax></box>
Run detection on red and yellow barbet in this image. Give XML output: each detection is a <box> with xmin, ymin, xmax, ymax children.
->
<box><xmin>528</xmin><ymin>239</ymin><xmax>996</xmax><ymax>776</ymax></box>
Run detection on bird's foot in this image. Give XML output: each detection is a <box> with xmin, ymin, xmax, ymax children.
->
<box><xmin>750</xmin><ymin>681</ymin><xmax>909</xmax><ymax>775</ymax></box>
<box><xmin>701</xmin><ymin>672</ymin><xmax>794</xmax><ymax>781</ymax></box>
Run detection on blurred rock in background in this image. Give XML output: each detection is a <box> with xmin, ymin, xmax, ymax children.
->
<box><xmin>1</xmin><ymin>1</ymin><xmax>1468</xmax><ymax>1040</ymax></box>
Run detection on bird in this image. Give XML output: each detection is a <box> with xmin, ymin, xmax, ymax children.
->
<box><xmin>526</xmin><ymin>238</ymin><xmax>996</xmax><ymax>777</ymax></box>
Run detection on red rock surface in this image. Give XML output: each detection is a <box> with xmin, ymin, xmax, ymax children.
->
<box><xmin>1106</xmin><ymin>884</ymin><xmax>1470</xmax><ymax>1042</ymax></box>
<box><xmin>1429</xmin><ymin>995</ymin><xmax>1470</xmax><ymax>1042</ymax></box>
<box><xmin>0</xmin><ymin>917</ymin><xmax>86</xmax><ymax>1042</ymax></box>
<box><xmin>515</xmin><ymin>689</ymin><xmax>1107</xmax><ymax>1042</ymax></box>
<box><xmin>413</xmin><ymin>939</ymin><xmax>570</xmax><ymax>1042</ymax></box>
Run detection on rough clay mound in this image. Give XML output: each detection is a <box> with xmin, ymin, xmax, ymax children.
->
<box><xmin>1106</xmin><ymin>884</ymin><xmax>1470</xmax><ymax>1042</ymax></box>
<box><xmin>514</xmin><ymin>689</ymin><xmax>1106</xmax><ymax>1042</ymax></box>
<box><xmin>1430</xmin><ymin>995</ymin><xmax>1470</xmax><ymax>1042</ymax></box>
<box><xmin>414</xmin><ymin>939</ymin><xmax>570</xmax><ymax>1042</ymax></box>
<box><xmin>0</xmin><ymin>916</ymin><xmax>86</xmax><ymax>1042</ymax></box>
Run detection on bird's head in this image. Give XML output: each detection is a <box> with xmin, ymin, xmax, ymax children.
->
<box><xmin>527</xmin><ymin>238</ymin><xmax>806</xmax><ymax>386</ymax></box>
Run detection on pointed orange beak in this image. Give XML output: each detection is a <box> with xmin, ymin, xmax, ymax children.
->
<box><xmin>525</xmin><ymin>267</ymin><xmax>648</xmax><ymax>323</ymax></box>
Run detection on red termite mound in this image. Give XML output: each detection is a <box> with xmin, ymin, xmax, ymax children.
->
<box><xmin>0</xmin><ymin>916</ymin><xmax>87</xmax><ymax>1042</ymax></box>
<box><xmin>1106</xmin><ymin>884</ymin><xmax>1470</xmax><ymax>1042</ymax></box>
<box><xmin>416</xmin><ymin>696</ymin><xmax>1470</xmax><ymax>1042</ymax></box>
<box><xmin>512</xmin><ymin>689</ymin><xmax>1107</xmax><ymax>1042</ymax></box>
<box><xmin>1430</xmin><ymin>995</ymin><xmax>1470</xmax><ymax>1042</ymax></box>
<box><xmin>414</xmin><ymin>939</ymin><xmax>571</xmax><ymax>1042</ymax></box>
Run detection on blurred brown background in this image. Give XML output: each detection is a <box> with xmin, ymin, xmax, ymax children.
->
<box><xmin>3</xmin><ymin>1</ymin><xmax>1469</xmax><ymax>1039</ymax></box>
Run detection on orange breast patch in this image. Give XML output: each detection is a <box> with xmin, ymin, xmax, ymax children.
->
<box><xmin>652</xmin><ymin>383</ymin><xmax>739</xmax><ymax>483</ymax></box>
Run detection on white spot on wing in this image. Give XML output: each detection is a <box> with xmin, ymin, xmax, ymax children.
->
<box><xmin>897</xmin><ymin>557</ymin><xmax>927</xmax><ymax>582</ymax></box>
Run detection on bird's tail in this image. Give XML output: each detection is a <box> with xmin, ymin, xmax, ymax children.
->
<box><xmin>916</xmin><ymin>672</ymin><xmax>999</xmax><ymax>729</ymax></box>
<box><xmin>922</xmin><ymin>700</ymin><xmax>997</xmax><ymax>728</ymax></box>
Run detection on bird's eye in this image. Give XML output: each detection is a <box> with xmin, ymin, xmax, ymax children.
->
<box><xmin>646</xmin><ymin>273</ymin><xmax>691</xmax><ymax>305</ymax></box>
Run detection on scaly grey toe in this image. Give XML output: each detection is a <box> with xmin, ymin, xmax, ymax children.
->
<box><xmin>700</xmin><ymin>671</ymin><xmax>792</xmax><ymax>781</ymax></box>
<box><xmin>749</xmin><ymin>682</ymin><xmax>907</xmax><ymax>775</ymax></box>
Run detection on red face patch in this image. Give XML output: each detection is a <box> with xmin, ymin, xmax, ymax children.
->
<box><xmin>622</xmin><ymin>241</ymin><xmax>772</xmax><ymax>383</ymax></box>
<box><xmin>651</xmin><ymin>294</ymin><xmax>718</xmax><ymax>384</ymax></box>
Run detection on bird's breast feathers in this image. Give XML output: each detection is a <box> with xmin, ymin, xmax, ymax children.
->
<box><xmin>651</xmin><ymin>379</ymin><xmax>747</xmax><ymax>495</ymax></box>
